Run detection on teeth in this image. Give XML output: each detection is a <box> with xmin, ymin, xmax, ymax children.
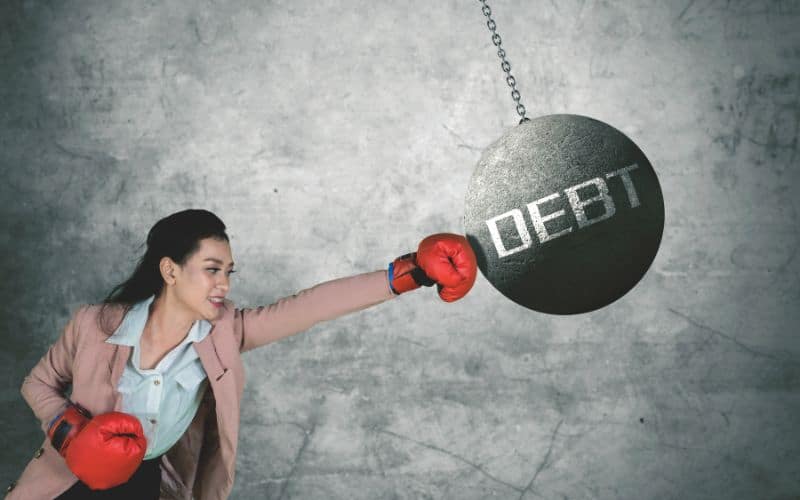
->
<box><xmin>210</xmin><ymin>298</ymin><xmax>223</xmax><ymax>303</ymax></box>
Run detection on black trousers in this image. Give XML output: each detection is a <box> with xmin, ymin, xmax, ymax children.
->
<box><xmin>55</xmin><ymin>457</ymin><xmax>161</xmax><ymax>500</ymax></box>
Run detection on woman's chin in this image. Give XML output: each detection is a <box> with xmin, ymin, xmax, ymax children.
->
<box><xmin>206</xmin><ymin>302</ymin><xmax>224</xmax><ymax>320</ymax></box>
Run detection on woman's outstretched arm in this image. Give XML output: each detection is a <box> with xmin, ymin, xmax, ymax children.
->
<box><xmin>235</xmin><ymin>269</ymin><xmax>397</xmax><ymax>353</ymax></box>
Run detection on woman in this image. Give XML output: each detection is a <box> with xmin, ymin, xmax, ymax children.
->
<box><xmin>7</xmin><ymin>209</ymin><xmax>477</xmax><ymax>499</ymax></box>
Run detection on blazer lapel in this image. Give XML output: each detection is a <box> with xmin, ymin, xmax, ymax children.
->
<box><xmin>193</xmin><ymin>326</ymin><xmax>238</xmax><ymax>474</ymax></box>
<box><xmin>194</xmin><ymin>333</ymin><xmax>228</xmax><ymax>382</ymax></box>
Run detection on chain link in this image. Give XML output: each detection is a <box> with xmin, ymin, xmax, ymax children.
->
<box><xmin>478</xmin><ymin>0</ymin><xmax>529</xmax><ymax>124</ymax></box>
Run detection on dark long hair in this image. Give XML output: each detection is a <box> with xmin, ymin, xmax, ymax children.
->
<box><xmin>97</xmin><ymin>209</ymin><xmax>229</xmax><ymax>335</ymax></box>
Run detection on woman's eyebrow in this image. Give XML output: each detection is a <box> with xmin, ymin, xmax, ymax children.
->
<box><xmin>204</xmin><ymin>257</ymin><xmax>235</xmax><ymax>267</ymax></box>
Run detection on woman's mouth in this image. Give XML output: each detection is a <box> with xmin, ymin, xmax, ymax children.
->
<box><xmin>209</xmin><ymin>297</ymin><xmax>225</xmax><ymax>308</ymax></box>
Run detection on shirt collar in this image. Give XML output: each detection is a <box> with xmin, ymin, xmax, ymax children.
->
<box><xmin>105</xmin><ymin>295</ymin><xmax>212</xmax><ymax>346</ymax></box>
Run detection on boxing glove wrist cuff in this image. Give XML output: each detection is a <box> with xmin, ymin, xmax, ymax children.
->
<box><xmin>47</xmin><ymin>401</ymin><xmax>92</xmax><ymax>455</ymax></box>
<box><xmin>389</xmin><ymin>253</ymin><xmax>435</xmax><ymax>295</ymax></box>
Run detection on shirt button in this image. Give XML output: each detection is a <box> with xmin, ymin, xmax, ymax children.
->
<box><xmin>150</xmin><ymin>418</ymin><xmax>157</xmax><ymax>424</ymax></box>
<box><xmin>34</xmin><ymin>447</ymin><xmax>44</xmax><ymax>458</ymax></box>
<box><xmin>6</xmin><ymin>481</ymin><xmax>16</xmax><ymax>493</ymax></box>
<box><xmin>154</xmin><ymin>379</ymin><xmax>161</xmax><ymax>386</ymax></box>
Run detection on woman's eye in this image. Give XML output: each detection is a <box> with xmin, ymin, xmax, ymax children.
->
<box><xmin>208</xmin><ymin>268</ymin><xmax>236</xmax><ymax>276</ymax></box>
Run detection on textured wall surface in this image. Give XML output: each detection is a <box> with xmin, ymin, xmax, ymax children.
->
<box><xmin>1</xmin><ymin>1</ymin><xmax>798</xmax><ymax>499</ymax></box>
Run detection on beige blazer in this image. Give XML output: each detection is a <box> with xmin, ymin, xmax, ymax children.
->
<box><xmin>6</xmin><ymin>270</ymin><xmax>397</xmax><ymax>499</ymax></box>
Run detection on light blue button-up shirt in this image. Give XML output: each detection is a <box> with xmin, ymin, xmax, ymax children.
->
<box><xmin>105</xmin><ymin>295</ymin><xmax>212</xmax><ymax>459</ymax></box>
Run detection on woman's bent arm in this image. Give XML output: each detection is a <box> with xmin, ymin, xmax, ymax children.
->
<box><xmin>20</xmin><ymin>305</ymin><xmax>85</xmax><ymax>434</ymax></box>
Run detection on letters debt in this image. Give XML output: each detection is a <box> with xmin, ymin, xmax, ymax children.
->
<box><xmin>485</xmin><ymin>163</ymin><xmax>641</xmax><ymax>259</ymax></box>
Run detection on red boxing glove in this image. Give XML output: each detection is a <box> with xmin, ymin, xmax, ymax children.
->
<box><xmin>389</xmin><ymin>233</ymin><xmax>478</xmax><ymax>302</ymax></box>
<box><xmin>48</xmin><ymin>403</ymin><xmax>147</xmax><ymax>490</ymax></box>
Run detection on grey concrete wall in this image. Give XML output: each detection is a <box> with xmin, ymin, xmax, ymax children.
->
<box><xmin>1</xmin><ymin>0</ymin><xmax>798</xmax><ymax>498</ymax></box>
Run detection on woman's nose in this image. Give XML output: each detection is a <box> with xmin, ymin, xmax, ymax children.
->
<box><xmin>218</xmin><ymin>274</ymin><xmax>230</xmax><ymax>290</ymax></box>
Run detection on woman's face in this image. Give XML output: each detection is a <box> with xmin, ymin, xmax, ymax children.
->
<box><xmin>170</xmin><ymin>237</ymin><xmax>236</xmax><ymax>321</ymax></box>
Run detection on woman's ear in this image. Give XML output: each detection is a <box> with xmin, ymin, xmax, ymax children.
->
<box><xmin>159</xmin><ymin>256</ymin><xmax>178</xmax><ymax>285</ymax></box>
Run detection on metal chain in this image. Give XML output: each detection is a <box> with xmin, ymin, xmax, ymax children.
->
<box><xmin>478</xmin><ymin>0</ymin><xmax>529</xmax><ymax>124</ymax></box>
